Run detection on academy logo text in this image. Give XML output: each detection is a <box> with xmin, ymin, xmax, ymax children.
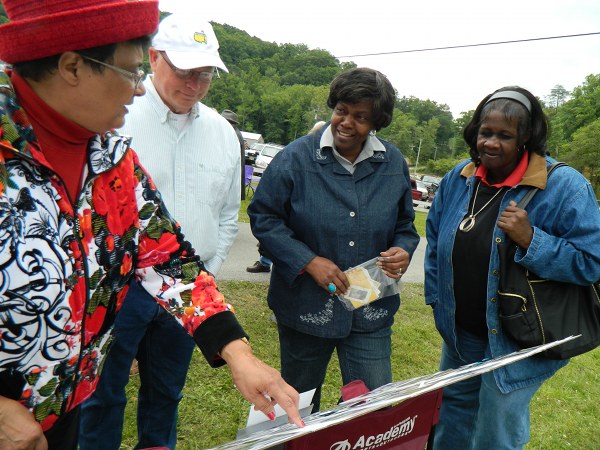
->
<box><xmin>329</xmin><ymin>415</ymin><xmax>418</xmax><ymax>450</ymax></box>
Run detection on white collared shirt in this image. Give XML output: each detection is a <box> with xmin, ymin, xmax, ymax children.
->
<box><xmin>319</xmin><ymin>125</ymin><xmax>386</xmax><ymax>174</ymax></box>
<box><xmin>119</xmin><ymin>76</ymin><xmax>241</xmax><ymax>276</ymax></box>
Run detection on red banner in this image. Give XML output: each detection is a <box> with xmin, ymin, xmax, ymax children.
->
<box><xmin>285</xmin><ymin>389</ymin><xmax>442</xmax><ymax>450</ymax></box>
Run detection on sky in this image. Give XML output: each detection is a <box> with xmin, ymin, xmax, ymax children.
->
<box><xmin>158</xmin><ymin>0</ymin><xmax>600</xmax><ymax>117</ymax></box>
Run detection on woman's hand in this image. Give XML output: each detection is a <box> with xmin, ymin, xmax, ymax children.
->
<box><xmin>219</xmin><ymin>340</ymin><xmax>303</xmax><ymax>427</ymax></box>
<box><xmin>304</xmin><ymin>256</ymin><xmax>349</xmax><ymax>295</ymax></box>
<box><xmin>497</xmin><ymin>200</ymin><xmax>534</xmax><ymax>248</ymax></box>
<box><xmin>377</xmin><ymin>247</ymin><xmax>410</xmax><ymax>279</ymax></box>
<box><xmin>0</xmin><ymin>396</ymin><xmax>47</xmax><ymax>450</ymax></box>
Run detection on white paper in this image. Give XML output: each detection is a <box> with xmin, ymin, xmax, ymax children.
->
<box><xmin>245</xmin><ymin>388</ymin><xmax>316</xmax><ymax>427</ymax></box>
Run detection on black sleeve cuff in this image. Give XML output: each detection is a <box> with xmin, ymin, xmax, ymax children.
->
<box><xmin>193</xmin><ymin>311</ymin><xmax>248</xmax><ymax>368</ymax></box>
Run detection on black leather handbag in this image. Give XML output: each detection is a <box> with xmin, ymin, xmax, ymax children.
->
<box><xmin>497</xmin><ymin>163</ymin><xmax>600</xmax><ymax>359</ymax></box>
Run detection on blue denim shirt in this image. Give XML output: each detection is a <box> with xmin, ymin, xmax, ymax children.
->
<box><xmin>248</xmin><ymin>127</ymin><xmax>420</xmax><ymax>338</ymax></box>
<box><xmin>425</xmin><ymin>153</ymin><xmax>600</xmax><ymax>393</ymax></box>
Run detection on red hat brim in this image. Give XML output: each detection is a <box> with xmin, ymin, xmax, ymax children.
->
<box><xmin>0</xmin><ymin>1</ymin><xmax>159</xmax><ymax>63</ymax></box>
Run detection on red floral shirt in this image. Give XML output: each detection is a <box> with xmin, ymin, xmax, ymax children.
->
<box><xmin>0</xmin><ymin>72</ymin><xmax>243</xmax><ymax>431</ymax></box>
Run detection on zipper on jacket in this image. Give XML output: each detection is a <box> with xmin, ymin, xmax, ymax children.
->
<box><xmin>497</xmin><ymin>291</ymin><xmax>529</xmax><ymax>312</ymax></box>
<box><xmin>526</xmin><ymin>277</ymin><xmax>545</xmax><ymax>344</ymax></box>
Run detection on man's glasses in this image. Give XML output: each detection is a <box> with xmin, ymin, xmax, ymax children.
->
<box><xmin>82</xmin><ymin>55</ymin><xmax>145</xmax><ymax>90</ymax></box>
<box><xmin>159</xmin><ymin>51</ymin><xmax>218</xmax><ymax>82</ymax></box>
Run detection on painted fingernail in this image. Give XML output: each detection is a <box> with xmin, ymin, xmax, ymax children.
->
<box><xmin>268</xmin><ymin>411</ymin><xmax>276</xmax><ymax>421</ymax></box>
<box><xmin>300</xmin><ymin>420</ymin><xmax>305</xmax><ymax>427</ymax></box>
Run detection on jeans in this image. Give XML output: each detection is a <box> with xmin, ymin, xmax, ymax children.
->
<box><xmin>259</xmin><ymin>255</ymin><xmax>272</xmax><ymax>267</ymax></box>
<box><xmin>79</xmin><ymin>281</ymin><xmax>195</xmax><ymax>450</ymax></box>
<box><xmin>277</xmin><ymin>323</ymin><xmax>392</xmax><ymax>412</ymax></box>
<box><xmin>433</xmin><ymin>328</ymin><xmax>543</xmax><ymax>450</ymax></box>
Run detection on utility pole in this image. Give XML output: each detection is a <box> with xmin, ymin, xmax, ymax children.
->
<box><xmin>414</xmin><ymin>139</ymin><xmax>422</xmax><ymax>176</ymax></box>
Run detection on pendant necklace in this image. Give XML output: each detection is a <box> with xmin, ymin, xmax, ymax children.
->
<box><xmin>459</xmin><ymin>181</ymin><xmax>505</xmax><ymax>232</ymax></box>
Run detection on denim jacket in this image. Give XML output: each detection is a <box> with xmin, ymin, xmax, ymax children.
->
<box><xmin>425</xmin><ymin>153</ymin><xmax>600</xmax><ymax>393</ymax></box>
<box><xmin>249</xmin><ymin>127</ymin><xmax>420</xmax><ymax>338</ymax></box>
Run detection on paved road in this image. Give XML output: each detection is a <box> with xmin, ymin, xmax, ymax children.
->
<box><xmin>218</xmin><ymin>222</ymin><xmax>426</xmax><ymax>284</ymax></box>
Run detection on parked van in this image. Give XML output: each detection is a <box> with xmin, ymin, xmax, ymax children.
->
<box><xmin>254</xmin><ymin>143</ymin><xmax>284</xmax><ymax>169</ymax></box>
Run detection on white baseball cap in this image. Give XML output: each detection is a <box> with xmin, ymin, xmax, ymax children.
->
<box><xmin>152</xmin><ymin>13</ymin><xmax>229</xmax><ymax>72</ymax></box>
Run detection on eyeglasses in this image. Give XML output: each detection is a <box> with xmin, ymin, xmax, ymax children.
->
<box><xmin>81</xmin><ymin>55</ymin><xmax>145</xmax><ymax>90</ymax></box>
<box><xmin>159</xmin><ymin>51</ymin><xmax>218</xmax><ymax>82</ymax></box>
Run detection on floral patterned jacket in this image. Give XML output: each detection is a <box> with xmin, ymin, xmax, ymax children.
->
<box><xmin>0</xmin><ymin>72</ymin><xmax>246</xmax><ymax>431</ymax></box>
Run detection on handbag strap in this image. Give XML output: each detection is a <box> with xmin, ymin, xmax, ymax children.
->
<box><xmin>517</xmin><ymin>162</ymin><xmax>567</xmax><ymax>209</ymax></box>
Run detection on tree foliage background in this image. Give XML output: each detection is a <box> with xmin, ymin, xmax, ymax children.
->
<box><xmin>207</xmin><ymin>22</ymin><xmax>462</xmax><ymax>168</ymax></box>
<box><xmin>208</xmin><ymin>22</ymin><xmax>600</xmax><ymax>198</ymax></box>
<box><xmin>0</xmin><ymin>7</ymin><xmax>597</xmax><ymax>197</ymax></box>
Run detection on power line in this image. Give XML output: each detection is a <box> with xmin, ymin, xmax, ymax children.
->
<box><xmin>335</xmin><ymin>31</ymin><xmax>600</xmax><ymax>59</ymax></box>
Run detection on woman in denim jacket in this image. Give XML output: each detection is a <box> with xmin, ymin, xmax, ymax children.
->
<box><xmin>425</xmin><ymin>86</ymin><xmax>600</xmax><ymax>449</ymax></box>
<box><xmin>249</xmin><ymin>68</ymin><xmax>420</xmax><ymax>410</ymax></box>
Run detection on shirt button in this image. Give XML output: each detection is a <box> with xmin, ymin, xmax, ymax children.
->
<box><xmin>492</xmin><ymin>269</ymin><xmax>499</xmax><ymax>276</ymax></box>
<box><xmin>349</xmin><ymin>211</ymin><xmax>356</xmax><ymax>217</ymax></box>
<box><xmin>490</xmin><ymin>297</ymin><xmax>496</xmax><ymax>303</ymax></box>
<box><xmin>491</xmin><ymin>329</ymin><xmax>498</xmax><ymax>335</ymax></box>
<box><xmin>349</xmin><ymin>241</ymin><xmax>355</xmax><ymax>247</ymax></box>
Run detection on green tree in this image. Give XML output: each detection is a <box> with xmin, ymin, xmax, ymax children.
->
<box><xmin>213</xmin><ymin>23</ymin><xmax>279</xmax><ymax>72</ymax></box>
<box><xmin>207</xmin><ymin>21</ymin><xmax>348</xmax><ymax>142</ymax></box>
<box><xmin>396</xmin><ymin>96</ymin><xmax>454</xmax><ymax>161</ymax></box>
<box><xmin>415</xmin><ymin>118</ymin><xmax>440</xmax><ymax>163</ymax></box>
<box><xmin>552</xmin><ymin>74</ymin><xmax>600</xmax><ymax>142</ymax></box>
<box><xmin>426</xmin><ymin>155</ymin><xmax>469</xmax><ymax>176</ymax></box>
<box><xmin>545</xmin><ymin>84</ymin><xmax>570</xmax><ymax>111</ymax></box>
<box><xmin>378</xmin><ymin>111</ymin><xmax>418</xmax><ymax>161</ymax></box>
<box><xmin>562</xmin><ymin>118</ymin><xmax>600</xmax><ymax>197</ymax></box>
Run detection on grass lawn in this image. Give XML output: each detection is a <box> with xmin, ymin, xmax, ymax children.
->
<box><xmin>119</xmin><ymin>201</ymin><xmax>598</xmax><ymax>448</ymax></box>
<box><xmin>120</xmin><ymin>281</ymin><xmax>600</xmax><ymax>449</ymax></box>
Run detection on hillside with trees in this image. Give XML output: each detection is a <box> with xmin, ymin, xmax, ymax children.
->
<box><xmin>209</xmin><ymin>22</ymin><xmax>600</xmax><ymax>198</ymax></box>
<box><xmin>0</xmin><ymin>7</ymin><xmax>597</xmax><ymax>195</ymax></box>
<box><xmin>207</xmin><ymin>22</ymin><xmax>460</xmax><ymax>168</ymax></box>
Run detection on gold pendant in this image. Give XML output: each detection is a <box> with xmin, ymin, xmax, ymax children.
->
<box><xmin>459</xmin><ymin>216</ymin><xmax>476</xmax><ymax>232</ymax></box>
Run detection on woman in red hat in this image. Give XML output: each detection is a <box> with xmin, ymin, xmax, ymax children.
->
<box><xmin>0</xmin><ymin>1</ymin><xmax>302</xmax><ymax>449</ymax></box>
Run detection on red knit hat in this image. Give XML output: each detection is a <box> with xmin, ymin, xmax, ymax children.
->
<box><xmin>0</xmin><ymin>0</ymin><xmax>160</xmax><ymax>64</ymax></box>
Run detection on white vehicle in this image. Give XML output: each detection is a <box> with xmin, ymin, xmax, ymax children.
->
<box><xmin>245</xmin><ymin>142</ymin><xmax>262</xmax><ymax>165</ymax></box>
<box><xmin>412</xmin><ymin>179</ymin><xmax>429</xmax><ymax>201</ymax></box>
<box><xmin>254</xmin><ymin>143</ymin><xmax>284</xmax><ymax>169</ymax></box>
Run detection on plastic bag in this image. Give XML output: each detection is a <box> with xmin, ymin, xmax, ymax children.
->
<box><xmin>337</xmin><ymin>257</ymin><xmax>401</xmax><ymax>310</ymax></box>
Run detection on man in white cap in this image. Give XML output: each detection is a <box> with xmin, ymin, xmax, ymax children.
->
<box><xmin>79</xmin><ymin>13</ymin><xmax>271</xmax><ymax>450</ymax></box>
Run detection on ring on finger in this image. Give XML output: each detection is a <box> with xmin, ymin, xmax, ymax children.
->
<box><xmin>327</xmin><ymin>282</ymin><xmax>337</xmax><ymax>293</ymax></box>
<box><xmin>398</xmin><ymin>267</ymin><xmax>403</xmax><ymax>275</ymax></box>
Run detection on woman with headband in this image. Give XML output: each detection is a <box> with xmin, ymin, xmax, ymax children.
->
<box><xmin>424</xmin><ymin>86</ymin><xmax>600</xmax><ymax>448</ymax></box>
